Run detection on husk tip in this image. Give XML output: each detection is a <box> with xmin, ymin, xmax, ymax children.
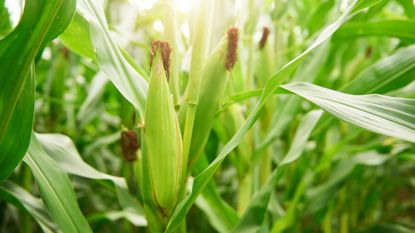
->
<box><xmin>150</xmin><ymin>40</ymin><xmax>172</xmax><ymax>80</ymax></box>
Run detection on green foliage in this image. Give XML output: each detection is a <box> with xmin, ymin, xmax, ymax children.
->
<box><xmin>24</xmin><ymin>134</ymin><xmax>92</xmax><ymax>233</ymax></box>
<box><xmin>0</xmin><ymin>1</ymin><xmax>12</xmax><ymax>36</ymax></box>
<box><xmin>0</xmin><ymin>0</ymin><xmax>414</xmax><ymax>232</ymax></box>
<box><xmin>0</xmin><ymin>0</ymin><xmax>76</xmax><ymax>182</ymax></box>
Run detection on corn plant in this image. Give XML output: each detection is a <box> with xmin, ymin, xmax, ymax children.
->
<box><xmin>0</xmin><ymin>0</ymin><xmax>414</xmax><ymax>232</ymax></box>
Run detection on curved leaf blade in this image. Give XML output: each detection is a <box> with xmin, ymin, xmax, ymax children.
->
<box><xmin>0</xmin><ymin>70</ymin><xmax>35</xmax><ymax>181</ymax></box>
<box><xmin>334</xmin><ymin>20</ymin><xmax>415</xmax><ymax>43</ymax></box>
<box><xmin>232</xmin><ymin>110</ymin><xmax>322</xmax><ymax>233</ymax></box>
<box><xmin>36</xmin><ymin>133</ymin><xmax>147</xmax><ymax>227</ymax></box>
<box><xmin>60</xmin><ymin>13</ymin><xmax>96</xmax><ymax>60</ymax></box>
<box><xmin>77</xmin><ymin>0</ymin><xmax>148</xmax><ymax>115</ymax></box>
<box><xmin>314</xmin><ymin>45</ymin><xmax>415</xmax><ymax>134</ymax></box>
<box><xmin>0</xmin><ymin>0</ymin><xmax>75</xmax><ymax>140</ymax></box>
<box><xmin>24</xmin><ymin>134</ymin><xmax>93</xmax><ymax>233</ymax></box>
<box><xmin>36</xmin><ymin>133</ymin><xmax>126</xmax><ymax>188</ymax></box>
<box><xmin>193</xmin><ymin>155</ymin><xmax>239</xmax><ymax>233</ymax></box>
<box><xmin>0</xmin><ymin>181</ymin><xmax>58</xmax><ymax>233</ymax></box>
<box><xmin>0</xmin><ymin>0</ymin><xmax>76</xmax><ymax>181</ymax></box>
<box><xmin>282</xmin><ymin>82</ymin><xmax>415</xmax><ymax>143</ymax></box>
<box><xmin>342</xmin><ymin>45</ymin><xmax>415</xmax><ymax>94</ymax></box>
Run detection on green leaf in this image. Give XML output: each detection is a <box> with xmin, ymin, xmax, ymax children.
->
<box><xmin>282</xmin><ymin>82</ymin><xmax>415</xmax><ymax>143</ymax></box>
<box><xmin>0</xmin><ymin>0</ymin><xmax>76</xmax><ymax>138</ymax></box>
<box><xmin>77</xmin><ymin>0</ymin><xmax>148</xmax><ymax>116</ymax></box>
<box><xmin>0</xmin><ymin>70</ymin><xmax>35</xmax><ymax>181</ymax></box>
<box><xmin>270</xmin><ymin>173</ymin><xmax>314</xmax><ymax>233</ymax></box>
<box><xmin>352</xmin><ymin>151</ymin><xmax>389</xmax><ymax>166</ymax></box>
<box><xmin>60</xmin><ymin>13</ymin><xmax>96</xmax><ymax>60</ymax></box>
<box><xmin>0</xmin><ymin>0</ymin><xmax>76</xmax><ymax>181</ymax></box>
<box><xmin>35</xmin><ymin>133</ymin><xmax>147</xmax><ymax>227</ymax></box>
<box><xmin>255</xmin><ymin>44</ymin><xmax>329</xmax><ymax>155</ymax></box>
<box><xmin>361</xmin><ymin>223</ymin><xmax>414</xmax><ymax>233</ymax></box>
<box><xmin>342</xmin><ymin>45</ymin><xmax>415</xmax><ymax>94</ymax></box>
<box><xmin>273</xmin><ymin>151</ymin><xmax>388</xmax><ymax>231</ymax></box>
<box><xmin>88</xmin><ymin>210</ymin><xmax>147</xmax><ymax>226</ymax></box>
<box><xmin>334</xmin><ymin>20</ymin><xmax>415</xmax><ymax>43</ymax></box>
<box><xmin>114</xmin><ymin>188</ymin><xmax>148</xmax><ymax>226</ymax></box>
<box><xmin>396</xmin><ymin>0</ymin><xmax>415</xmax><ymax>19</ymax></box>
<box><xmin>24</xmin><ymin>133</ymin><xmax>93</xmax><ymax>233</ymax></box>
<box><xmin>353</xmin><ymin>0</ymin><xmax>386</xmax><ymax>12</ymax></box>
<box><xmin>193</xmin><ymin>155</ymin><xmax>239</xmax><ymax>233</ymax></box>
<box><xmin>280</xmin><ymin>110</ymin><xmax>323</xmax><ymax>165</ymax></box>
<box><xmin>315</xmin><ymin>45</ymin><xmax>415</xmax><ymax>134</ymax></box>
<box><xmin>306</xmin><ymin>151</ymin><xmax>389</xmax><ymax>213</ymax></box>
<box><xmin>0</xmin><ymin>181</ymin><xmax>58</xmax><ymax>233</ymax></box>
<box><xmin>36</xmin><ymin>133</ymin><xmax>126</xmax><ymax>187</ymax></box>
<box><xmin>232</xmin><ymin>110</ymin><xmax>322</xmax><ymax>233</ymax></box>
<box><xmin>307</xmin><ymin>0</ymin><xmax>335</xmax><ymax>35</ymax></box>
<box><xmin>0</xmin><ymin>1</ymin><xmax>12</xmax><ymax>36</ymax></box>
<box><xmin>232</xmin><ymin>167</ymin><xmax>283</xmax><ymax>233</ymax></box>
<box><xmin>165</xmin><ymin>1</ymin><xmax>364</xmax><ymax>231</ymax></box>
<box><xmin>77</xmin><ymin>72</ymin><xmax>108</xmax><ymax>123</ymax></box>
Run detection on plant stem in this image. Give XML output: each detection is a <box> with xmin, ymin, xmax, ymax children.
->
<box><xmin>244</xmin><ymin>0</ymin><xmax>259</xmax><ymax>90</ymax></box>
<box><xmin>162</xmin><ymin>0</ymin><xmax>180</xmax><ymax>107</ymax></box>
<box><xmin>182</xmin><ymin>0</ymin><xmax>215</xmax><ymax>165</ymax></box>
<box><xmin>237</xmin><ymin>173</ymin><xmax>252</xmax><ymax>214</ymax></box>
<box><xmin>21</xmin><ymin>165</ymin><xmax>33</xmax><ymax>233</ymax></box>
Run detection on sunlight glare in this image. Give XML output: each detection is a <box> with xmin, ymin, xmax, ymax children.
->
<box><xmin>174</xmin><ymin>0</ymin><xmax>192</xmax><ymax>13</ymax></box>
<box><xmin>5</xmin><ymin>0</ymin><xmax>22</xmax><ymax>26</ymax></box>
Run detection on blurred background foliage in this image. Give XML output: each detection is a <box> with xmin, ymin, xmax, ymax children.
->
<box><xmin>0</xmin><ymin>0</ymin><xmax>414</xmax><ymax>232</ymax></box>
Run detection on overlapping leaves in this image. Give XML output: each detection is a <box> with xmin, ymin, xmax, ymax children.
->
<box><xmin>0</xmin><ymin>0</ymin><xmax>76</xmax><ymax>182</ymax></box>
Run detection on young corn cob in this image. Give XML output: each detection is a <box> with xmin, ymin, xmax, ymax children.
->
<box><xmin>139</xmin><ymin>41</ymin><xmax>185</xmax><ymax>231</ymax></box>
<box><xmin>187</xmin><ymin>27</ymin><xmax>238</xmax><ymax>166</ymax></box>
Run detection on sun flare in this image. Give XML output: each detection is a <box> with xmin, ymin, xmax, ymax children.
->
<box><xmin>173</xmin><ymin>0</ymin><xmax>192</xmax><ymax>13</ymax></box>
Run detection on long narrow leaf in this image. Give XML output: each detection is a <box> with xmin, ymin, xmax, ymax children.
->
<box><xmin>36</xmin><ymin>133</ymin><xmax>147</xmax><ymax>226</ymax></box>
<box><xmin>0</xmin><ymin>0</ymin><xmax>76</xmax><ymax>181</ymax></box>
<box><xmin>0</xmin><ymin>70</ymin><xmax>34</xmax><ymax>181</ymax></box>
<box><xmin>282</xmin><ymin>82</ymin><xmax>415</xmax><ymax>143</ymax></box>
<box><xmin>232</xmin><ymin>110</ymin><xmax>323</xmax><ymax>233</ymax></box>
<box><xmin>314</xmin><ymin>44</ymin><xmax>415</xmax><ymax>134</ymax></box>
<box><xmin>36</xmin><ymin>133</ymin><xmax>126</xmax><ymax>188</ymax></box>
<box><xmin>24</xmin><ymin>134</ymin><xmax>93</xmax><ymax>233</ymax></box>
<box><xmin>342</xmin><ymin>45</ymin><xmax>415</xmax><ymax>94</ymax></box>
<box><xmin>77</xmin><ymin>0</ymin><xmax>148</xmax><ymax>115</ymax></box>
<box><xmin>334</xmin><ymin>20</ymin><xmax>415</xmax><ymax>43</ymax></box>
<box><xmin>193</xmin><ymin>155</ymin><xmax>239</xmax><ymax>233</ymax></box>
<box><xmin>59</xmin><ymin>13</ymin><xmax>96</xmax><ymax>60</ymax></box>
<box><xmin>0</xmin><ymin>181</ymin><xmax>58</xmax><ymax>233</ymax></box>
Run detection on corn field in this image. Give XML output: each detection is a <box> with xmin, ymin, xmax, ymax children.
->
<box><xmin>0</xmin><ymin>0</ymin><xmax>415</xmax><ymax>232</ymax></box>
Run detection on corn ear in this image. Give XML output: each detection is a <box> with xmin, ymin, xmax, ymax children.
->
<box><xmin>140</xmin><ymin>41</ymin><xmax>185</xmax><ymax>231</ymax></box>
<box><xmin>188</xmin><ymin>28</ymin><xmax>238</xmax><ymax>165</ymax></box>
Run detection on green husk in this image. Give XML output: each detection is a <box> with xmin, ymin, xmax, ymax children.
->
<box><xmin>188</xmin><ymin>28</ymin><xmax>239</xmax><ymax>166</ymax></box>
<box><xmin>139</xmin><ymin>41</ymin><xmax>186</xmax><ymax>232</ymax></box>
